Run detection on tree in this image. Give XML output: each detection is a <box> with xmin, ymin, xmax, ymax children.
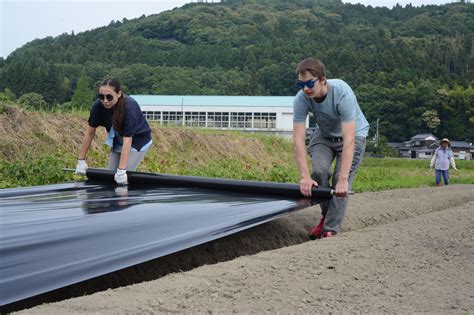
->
<box><xmin>366</xmin><ymin>135</ymin><xmax>398</xmax><ymax>157</ymax></box>
<box><xmin>0</xmin><ymin>0</ymin><xmax>472</xmax><ymax>130</ymax></box>
<box><xmin>71</xmin><ymin>73</ymin><xmax>94</xmax><ymax>109</ymax></box>
<box><xmin>421</xmin><ymin>110</ymin><xmax>441</xmax><ymax>134</ymax></box>
<box><xmin>0</xmin><ymin>93</ymin><xmax>11</xmax><ymax>103</ymax></box>
<box><xmin>3</xmin><ymin>88</ymin><xmax>16</xmax><ymax>101</ymax></box>
<box><xmin>41</xmin><ymin>63</ymin><xmax>63</xmax><ymax>104</ymax></box>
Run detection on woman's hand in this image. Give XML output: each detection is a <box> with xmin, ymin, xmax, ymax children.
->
<box><xmin>114</xmin><ymin>169</ymin><xmax>128</xmax><ymax>185</ymax></box>
<box><xmin>75</xmin><ymin>160</ymin><xmax>88</xmax><ymax>176</ymax></box>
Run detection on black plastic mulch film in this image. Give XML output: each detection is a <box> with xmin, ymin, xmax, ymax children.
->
<box><xmin>0</xmin><ymin>169</ymin><xmax>333</xmax><ymax>306</ymax></box>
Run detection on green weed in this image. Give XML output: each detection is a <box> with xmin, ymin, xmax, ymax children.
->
<box><xmin>0</xmin><ymin>154</ymin><xmax>74</xmax><ymax>188</ymax></box>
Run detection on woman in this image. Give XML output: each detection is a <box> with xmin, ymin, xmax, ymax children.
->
<box><xmin>430</xmin><ymin>138</ymin><xmax>457</xmax><ymax>186</ymax></box>
<box><xmin>75</xmin><ymin>78</ymin><xmax>152</xmax><ymax>185</ymax></box>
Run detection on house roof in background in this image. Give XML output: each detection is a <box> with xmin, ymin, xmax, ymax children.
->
<box><xmin>396</xmin><ymin>138</ymin><xmax>473</xmax><ymax>150</ymax></box>
<box><xmin>450</xmin><ymin>141</ymin><xmax>472</xmax><ymax>148</ymax></box>
<box><xmin>411</xmin><ymin>133</ymin><xmax>437</xmax><ymax>140</ymax></box>
<box><xmin>131</xmin><ymin>95</ymin><xmax>295</xmax><ymax>107</ymax></box>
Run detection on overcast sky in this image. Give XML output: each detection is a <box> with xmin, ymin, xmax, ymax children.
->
<box><xmin>1</xmin><ymin>0</ymin><xmax>455</xmax><ymax>59</ymax></box>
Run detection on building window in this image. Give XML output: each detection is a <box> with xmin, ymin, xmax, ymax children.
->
<box><xmin>185</xmin><ymin>111</ymin><xmax>206</xmax><ymax>127</ymax></box>
<box><xmin>253</xmin><ymin>112</ymin><xmax>276</xmax><ymax>129</ymax></box>
<box><xmin>143</xmin><ymin>110</ymin><xmax>278</xmax><ymax>130</ymax></box>
<box><xmin>142</xmin><ymin>111</ymin><xmax>162</xmax><ymax>121</ymax></box>
<box><xmin>207</xmin><ymin>112</ymin><xmax>229</xmax><ymax>128</ymax></box>
<box><xmin>230</xmin><ymin>112</ymin><xmax>252</xmax><ymax>129</ymax></box>
<box><xmin>154</xmin><ymin>111</ymin><xmax>161</xmax><ymax>121</ymax></box>
<box><xmin>162</xmin><ymin>111</ymin><xmax>183</xmax><ymax>126</ymax></box>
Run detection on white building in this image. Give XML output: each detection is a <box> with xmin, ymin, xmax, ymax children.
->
<box><xmin>132</xmin><ymin>95</ymin><xmax>299</xmax><ymax>136</ymax></box>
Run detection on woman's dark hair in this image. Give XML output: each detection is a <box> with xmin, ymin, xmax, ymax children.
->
<box><xmin>101</xmin><ymin>77</ymin><xmax>125</xmax><ymax>132</ymax></box>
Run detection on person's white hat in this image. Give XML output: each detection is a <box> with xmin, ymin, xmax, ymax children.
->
<box><xmin>441</xmin><ymin>138</ymin><xmax>450</xmax><ymax>143</ymax></box>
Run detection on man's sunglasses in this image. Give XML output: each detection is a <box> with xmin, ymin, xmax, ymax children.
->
<box><xmin>98</xmin><ymin>94</ymin><xmax>114</xmax><ymax>101</ymax></box>
<box><xmin>296</xmin><ymin>79</ymin><xmax>317</xmax><ymax>90</ymax></box>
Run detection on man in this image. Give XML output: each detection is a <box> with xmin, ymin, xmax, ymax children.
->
<box><xmin>293</xmin><ymin>58</ymin><xmax>369</xmax><ymax>239</ymax></box>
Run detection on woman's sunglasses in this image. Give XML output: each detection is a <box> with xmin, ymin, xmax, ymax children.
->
<box><xmin>296</xmin><ymin>79</ymin><xmax>317</xmax><ymax>90</ymax></box>
<box><xmin>98</xmin><ymin>94</ymin><xmax>114</xmax><ymax>101</ymax></box>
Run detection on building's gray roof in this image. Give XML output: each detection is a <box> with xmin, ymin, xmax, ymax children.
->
<box><xmin>450</xmin><ymin>141</ymin><xmax>472</xmax><ymax>148</ymax></box>
<box><xmin>131</xmin><ymin>95</ymin><xmax>295</xmax><ymax>107</ymax></box>
<box><xmin>410</xmin><ymin>133</ymin><xmax>437</xmax><ymax>140</ymax></box>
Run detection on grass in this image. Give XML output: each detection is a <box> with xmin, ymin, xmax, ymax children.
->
<box><xmin>1</xmin><ymin>103</ymin><xmax>473</xmax><ymax>190</ymax></box>
<box><xmin>2</xmin><ymin>148</ymin><xmax>472</xmax><ymax>192</ymax></box>
<box><xmin>353</xmin><ymin>158</ymin><xmax>474</xmax><ymax>192</ymax></box>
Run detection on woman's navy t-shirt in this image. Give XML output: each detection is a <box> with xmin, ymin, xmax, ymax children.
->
<box><xmin>88</xmin><ymin>96</ymin><xmax>152</xmax><ymax>151</ymax></box>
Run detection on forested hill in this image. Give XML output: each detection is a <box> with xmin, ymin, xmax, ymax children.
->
<box><xmin>0</xmin><ymin>0</ymin><xmax>473</xmax><ymax>142</ymax></box>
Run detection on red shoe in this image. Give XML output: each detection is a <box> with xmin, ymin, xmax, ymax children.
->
<box><xmin>322</xmin><ymin>231</ymin><xmax>335</xmax><ymax>238</ymax></box>
<box><xmin>309</xmin><ymin>216</ymin><xmax>325</xmax><ymax>240</ymax></box>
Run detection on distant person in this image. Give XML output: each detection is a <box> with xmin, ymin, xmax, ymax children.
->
<box><xmin>430</xmin><ymin>138</ymin><xmax>457</xmax><ymax>186</ymax></box>
<box><xmin>293</xmin><ymin>58</ymin><xmax>369</xmax><ymax>239</ymax></box>
<box><xmin>75</xmin><ymin>78</ymin><xmax>152</xmax><ymax>185</ymax></box>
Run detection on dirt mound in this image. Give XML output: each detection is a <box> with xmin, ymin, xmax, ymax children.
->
<box><xmin>11</xmin><ymin>184</ymin><xmax>474</xmax><ymax>314</ymax></box>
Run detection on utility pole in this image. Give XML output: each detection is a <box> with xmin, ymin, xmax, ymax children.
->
<box><xmin>375</xmin><ymin>118</ymin><xmax>380</xmax><ymax>148</ymax></box>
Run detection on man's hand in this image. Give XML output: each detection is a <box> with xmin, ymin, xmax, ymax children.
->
<box><xmin>299</xmin><ymin>176</ymin><xmax>318</xmax><ymax>197</ymax></box>
<box><xmin>75</xmin><ymin>160</ymin><xmax>88</xmax><ymax>176</ymax></box>
<box><xmin>114</xmin><ymin>169</ymin><xmax>128</xmax><ymax>185</ymax></box>
<box><xmin>334</xmin><ymin>178</ymin><xmax>349</xmax><ymax>197</ymax></box>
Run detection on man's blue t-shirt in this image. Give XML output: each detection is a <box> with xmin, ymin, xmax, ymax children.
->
<box><xmin>88</xmin><ymin>95</ymin><xmax>152</xmax><ymax>151</ymax></box>
<box><xmin>293</xmin><ymin>79</ymin><xmax>369</xmax><ymax>138</ymax></box>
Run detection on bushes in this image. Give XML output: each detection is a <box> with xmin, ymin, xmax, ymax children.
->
<box><xmin>17</xmin><ymin>93</ymin><xmax>49</xmax><ymax>110</ymax></box>
<box><xmin>0</xmin><ymin>154</ymin><xmax>73</xmax><ymax>188</ymax></box>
